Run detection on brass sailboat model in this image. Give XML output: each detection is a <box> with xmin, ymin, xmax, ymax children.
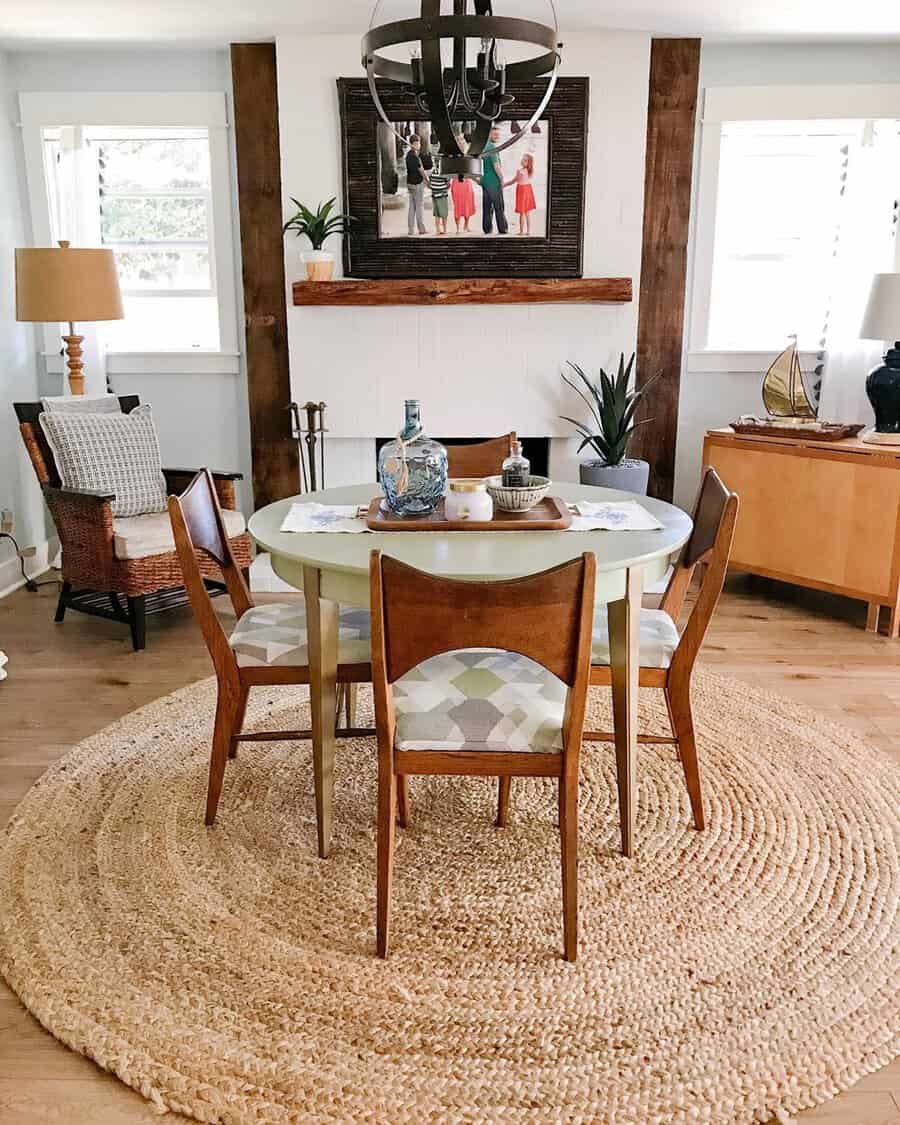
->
<box><xmin>761</xmin><ymin>336</ymin><xmax>816</xmax><ymax>418</ymax></box>
<box><xmin>731</xmin><ymin>336</ymin><xmax>864</xmax><ymax>441</ymax></box>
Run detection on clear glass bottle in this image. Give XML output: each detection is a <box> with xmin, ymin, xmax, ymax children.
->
<box><xmin>378</xmin><ymin>400</ymin><xmax>448</xmax><ymax>516</ymax></box>
<box><xmin>501</xmin><ymin>439</ymin><xmax>530</xmax><ymax>488</ymax></box>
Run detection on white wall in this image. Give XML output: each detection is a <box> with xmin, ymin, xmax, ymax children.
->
<box><xmin>276</xmin><ymin>31</ymin><xmax>651</xmax><ymax>486</ymax></box>
<box><xmin>6</xmin><ymin>48</ymin><xmax>254</xmax><ymax>512</ymax></box>
<box><xmin>675</xmin><ymin>42</ymin><xmax>900</xmax><ymax>509</ymax></box>
<box><xmin>0</xmin><ymin>50</ymin><xmax>46</xmax><ymax>595</ymax></box>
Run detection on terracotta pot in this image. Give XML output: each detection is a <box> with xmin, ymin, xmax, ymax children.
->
<box><xmin>301</xmin><ymin>250</ymin><xmax>334</xmax><ymax>282</ymax></box>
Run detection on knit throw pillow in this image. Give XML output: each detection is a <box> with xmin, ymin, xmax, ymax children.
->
<box><xmin>39</xmin><ymin>405</ymin><xmax>167</xmax><ymax>518</ymax></box>
<box><xmin>41</xmin><ymin>394</ymin><xmax>122</xmax><ymax>414</ymax></box>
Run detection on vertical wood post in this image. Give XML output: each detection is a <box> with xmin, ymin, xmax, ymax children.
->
<box><xmin>230</xmin><ymin>43</ymin><xmax>300</xmax><ymax>509</ymax></box>
<box><xmin>632</xmin><ymin>38</ymin><xmax>701</xmax><ymax>502</ymax></box>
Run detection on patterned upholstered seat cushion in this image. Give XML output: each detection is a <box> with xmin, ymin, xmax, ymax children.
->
<box><xmin>393</xmin><ymin>650</ymin><xmax>566</xmax><ymax>753</ymax></box>
<box><xmin>228</xmin><ymin>603</ymin><xmax>371</xmax><ymax>667</ymax></box>
<box><xmin>591</xmin><ymin>606</ymin><xmax>680</xmax><ymax>669</ymax></box>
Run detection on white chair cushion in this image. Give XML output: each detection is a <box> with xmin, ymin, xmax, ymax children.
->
<box><xmin>393</xmin><ymin>649</ymin><xmax>565</xmax><ymax>753</ymax></box>
<box><xmin>591</xmin><ymin>606</ymin><xmax>680</xmax><ymax>669</ymax></box>
<box><xmin>113</xmin><ymin>508</ymin><xmax>246</xmax><ymax>560</ymax></box>
<box><xmin>228</xmin><ymin>603</ymin><xmax>371</xmax><ymax>667</ymax></box>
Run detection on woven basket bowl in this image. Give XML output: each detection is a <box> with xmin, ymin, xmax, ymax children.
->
<box><xmin>484</xmin><ymin>474</ymin><xmax>551</xmax><ymax>512</ymax></box>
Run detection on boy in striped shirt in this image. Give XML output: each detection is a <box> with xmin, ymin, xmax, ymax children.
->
<box><xmin>429</xmin><ymin>168</ymin><xmax>450</xmax><ymax>235</ymax></box>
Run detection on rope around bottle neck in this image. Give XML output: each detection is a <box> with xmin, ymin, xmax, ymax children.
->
<box><xmin>394</xmin><ymin>425</ymin><xmax>422</xmax><ymax>494</ymax></box>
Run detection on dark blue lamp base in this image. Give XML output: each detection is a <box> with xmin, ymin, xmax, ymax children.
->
<box><xmin>863</xmin><ymin>342</ymin><xmax>900</xmax><ymax>445</ymax></box>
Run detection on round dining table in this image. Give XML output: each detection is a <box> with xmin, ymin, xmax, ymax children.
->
<box><xmin>249</xmin><ymin>482</ymin><xmax>692</xmax><ymax>859</ymax></box>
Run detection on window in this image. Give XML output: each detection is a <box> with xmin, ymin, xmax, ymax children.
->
<box><xmin>20</xmin><ymin>92</ymin><xmax>237</xmax><ymax>365</ymax></box>
<box><xmin>691</xmin><ymin>86</ymin><xmax>900</xmax><ymax>358</ymax></box>
<box><xmin>706</xmin><ymin>121</ymin><xmax>855</xmax><ymax>351</ymax></box>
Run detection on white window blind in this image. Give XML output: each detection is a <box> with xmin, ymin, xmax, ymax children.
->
<box><xmin>706</xmin><ymin>120</ymin><xmax>858</xmax><ymax>352</ymax></box>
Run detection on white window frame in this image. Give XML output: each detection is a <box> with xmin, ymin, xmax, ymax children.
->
<box><xmin>689</xmin><ymin>83</ymin><xmax>900</xmax><ymax>373</ymax></box>
<box><xmin>18</xmin><ymin>91</ymin><xmax>240</xmax><ymax>376</ymax></box>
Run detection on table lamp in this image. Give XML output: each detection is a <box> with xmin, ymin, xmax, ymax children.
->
<box><xmin>860</xmin><ymin>272</ymin><xmax>900</xmax><ymax>446</ymax></box>
<box><xmin>15</xmin><ymin>240</ymin><xmax>123</xmax><ymax>396</ymax></box>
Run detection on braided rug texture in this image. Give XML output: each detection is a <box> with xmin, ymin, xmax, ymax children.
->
<box><xmin>0</xmin><ymin>671</ymin><xmax>897</xmax><ymax>1125</ymax></box>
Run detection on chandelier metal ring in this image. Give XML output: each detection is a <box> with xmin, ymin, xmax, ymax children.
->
<box><xmin>362</xmin><ymin>1</ymin><xmax>561</xmax><ymax>178</ymax></box>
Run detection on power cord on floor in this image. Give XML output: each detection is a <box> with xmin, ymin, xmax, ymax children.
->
<box><xmin>0</xmin><ymin>532</ymin><xmax>57</xmax><ymax>593</ymax></box>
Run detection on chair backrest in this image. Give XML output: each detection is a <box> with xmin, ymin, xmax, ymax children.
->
<box><xmin>659</xmin><ymin>467</ymin><xmax>739</xmax><ymax>675</ymax></box>
<box><xmin>371</xmin><ymin>551</ymin><xmax>595</xmax><ymax>687</ymax></box>
<box><xmin>14</xmin><ymin>395</ymin><xmax>140</xmax><ymax>487</ymax></box>
<box><xmin>445</xmin><ymin>433</ymin><xmax>516</xmax><ymax>479</ymax></box>
<box><xmin>168</xmin><ymin>469</ymin><xmax>251</xmax><ymax>674</ymax></box>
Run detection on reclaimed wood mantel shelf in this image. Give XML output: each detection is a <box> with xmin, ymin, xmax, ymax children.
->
<box><xmin>292</xmin><ymin>278</ymin><xmax>633</xmax><ymax>307</ymax></box>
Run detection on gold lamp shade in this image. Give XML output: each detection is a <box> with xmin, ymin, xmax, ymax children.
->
<box><xmin>15</xmin><ymin>241</ymin><xmax>123</xmax><ymax>395</ymax></box>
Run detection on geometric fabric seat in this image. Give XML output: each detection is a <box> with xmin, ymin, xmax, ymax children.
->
<box><xmin>591</xmin><ymin>605</ymin><xmax>680</xmax><ymax>669</ymax></box>
<box><xmin>393</xmin><ymin>649</ymin><xmax>565</xmax><ymax>752</ymax></box>
<box><xmin>228</xmin><ymin>602</ymin><xmax>371</xmax><ymax>667</ymax></box>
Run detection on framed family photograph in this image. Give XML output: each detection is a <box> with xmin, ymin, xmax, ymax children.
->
<box><xmin>336</xmin><ymin>77</ymin><xmax>589</xmax><ymax>279</ymax></box>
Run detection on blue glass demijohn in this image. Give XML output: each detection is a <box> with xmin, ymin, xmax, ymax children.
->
<box><xmin>378</xmin><ymin>400</ymin><xmax>448</xmax><ymax>517</ymax></box>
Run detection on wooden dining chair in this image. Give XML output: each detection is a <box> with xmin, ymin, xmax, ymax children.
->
<box><xmin>584</xmin><ymin>467</ymin><xmax>739</xmax><ymax>833</ymax></box>
<box><xmin>445</xmin><ymin>433</ymin><xmax>516</xmax><ymax>478</ymax></box>
<box><xmin>370</xmin><ymin>549</ymin><xmax>595</xmax><ymax>961</ymax></box>
<box><xmin>168</xmin><ymin>470</ymin><xmax>372</xmax><ymax>828</ymax></box>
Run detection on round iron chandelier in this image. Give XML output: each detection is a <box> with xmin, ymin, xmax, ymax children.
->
<box><xmin>362</xmin><ymin>0</ymin><xmax>562</xmax><ymax>178</ymax></box>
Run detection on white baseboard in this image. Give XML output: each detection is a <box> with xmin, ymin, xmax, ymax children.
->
<box><xmin>0</xmin><ymin>537</ymin><xmax>59</xmax><ymax>601</ymax></box>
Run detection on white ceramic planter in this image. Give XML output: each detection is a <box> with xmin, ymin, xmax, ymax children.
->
<box><xmin>300</xmin><ymin>249</ymin><xmax>335</xmax><ymax>282</ymax></box>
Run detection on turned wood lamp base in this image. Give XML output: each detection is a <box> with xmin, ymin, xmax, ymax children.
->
<box><xmin>62</xmin><ymin>326</ymin><xmax>86</xmax><ymax>396</ymax></box>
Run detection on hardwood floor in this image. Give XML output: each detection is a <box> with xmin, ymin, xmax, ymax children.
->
<box><xmin>0</xmin><ymin>573</ymin><xmax>897</xmax><ymax>1124</ymax></box>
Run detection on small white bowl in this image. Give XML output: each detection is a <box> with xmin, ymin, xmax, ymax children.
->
<box><xmin>484</xmin><ymin>475</ymin><xmax>551</xmax><ymax>513</ymax></box>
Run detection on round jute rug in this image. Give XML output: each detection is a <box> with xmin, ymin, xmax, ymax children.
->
<box><xmin>0</xmin><ymin>672</ymin><xmax>897</xmax><ymax>1125</ymax></box>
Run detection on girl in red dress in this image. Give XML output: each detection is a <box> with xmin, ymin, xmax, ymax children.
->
<box><xmin>450</xmin><ymin>174</ymin><xmax>476</xmax><ymax>233</ymax></box>
<box><xmin>508</xmin><ymin>153</ymin><xmax>537</xmax><ymax>235</ymax></box>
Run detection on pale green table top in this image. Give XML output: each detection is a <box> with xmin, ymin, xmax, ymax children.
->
<box><xmin>249</xmin><ymin>483</ymin><xmax>692</xmax><ymax>605</ymax></box>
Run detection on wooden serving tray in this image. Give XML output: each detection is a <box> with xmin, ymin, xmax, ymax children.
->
<box><xmin>730</xmin><ymin>420</ymin><xmax>865</xmax><ymax>442</ymax></box>
<box><xmin>365</xmin><ymin>496</ymin><xmax>572</xmax><ymax>531</ymax></box>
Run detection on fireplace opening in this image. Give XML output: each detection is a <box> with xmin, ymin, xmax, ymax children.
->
<box><xmin>375</xmin><ymin>437</ymin><xmax>550</xmax><ymax>479</ymax></box>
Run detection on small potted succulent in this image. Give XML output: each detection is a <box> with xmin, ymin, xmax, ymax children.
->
<box><xmin>560</xmin><ymin>352</ymin><xmax>655</xmax><ymax>494</ymax></box>
<box><xmin>283</xmin><ymin>197</ymin><xmax>353</xmax><ymax>281</ymax></box>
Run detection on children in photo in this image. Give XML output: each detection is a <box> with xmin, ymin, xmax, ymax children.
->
<box><xmin>429</xmin><ymin>167</ymin><xmax>450</xmax><ymax>235</ymax></box>
<box><xmin>450</xmin><ymin>174</ymin><xmax>476</xmax><ymax>233</ymax></box>
<box><xmin>508</xmin><ymin>153</ymin><xmax>537</xmax><ymax>235</ymax></box>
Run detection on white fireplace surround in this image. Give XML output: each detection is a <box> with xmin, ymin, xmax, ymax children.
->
<box><xmin>276</xmin><ymin>30</ymin><xmax>651</xmax><ymax>488</ymax></box>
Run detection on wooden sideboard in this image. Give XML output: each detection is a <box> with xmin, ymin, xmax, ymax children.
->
<box><xmin>702</xmin><ymin>428</ymin><xmax>900</xmax><ymax>637</ymax></box>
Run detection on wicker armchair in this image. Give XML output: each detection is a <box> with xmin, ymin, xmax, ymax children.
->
<box><xmin>14</xmin><ymin>395</ymin><xmax>252</xmax><ymax>651</ymax></box>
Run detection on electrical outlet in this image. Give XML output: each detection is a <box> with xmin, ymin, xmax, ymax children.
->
<box><xmin>0</xmin><ymin>510</ymin><xmax>12</xmax><ymax>535</ymax></box>
<box><xmin>18</xmin><ymin>545</ymin><xmax>37</xmax><ymax>559</ymax></box>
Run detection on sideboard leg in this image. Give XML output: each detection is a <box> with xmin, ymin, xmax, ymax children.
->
<box><xmin>866</xmin><ymin>603</ymin><xmax>881</xmax><ymax>633</ymax></box>
<box><xmin>889</xmin><ymin>604</ymin><xmax>899</xmax><ymax>640</ymax></box>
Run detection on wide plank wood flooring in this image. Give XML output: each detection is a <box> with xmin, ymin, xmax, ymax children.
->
<box><xmin>0</xmin><ymin>574</ymin><xmax>897</xmax><ymax>1124</ymax></box>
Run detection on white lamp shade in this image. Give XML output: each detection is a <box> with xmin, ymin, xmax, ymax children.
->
<box><xmin>860</xmin><ymin>272</ymin><xmax>900</xmax><ymax>342</ymax></box>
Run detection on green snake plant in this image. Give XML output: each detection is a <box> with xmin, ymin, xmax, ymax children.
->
<box><xmin>559</xmin><ymin>353</ymin><xmax>656</xmax><ymax>466</ymax></box>
<box><xmin>282</xmin><ymin>197</ymin><xmax>352</xmax><ymax>250</ymax></box>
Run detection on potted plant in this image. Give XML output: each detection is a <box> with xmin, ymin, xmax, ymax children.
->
<box><xmin>560</xmin><ymin>352</ymin><xmax>655</xmax><ymax>494</ymax></box>
<box><xmin>283</xmin><ymin>197</ymin><xmax>352</xmax><ymax>281</ymax></box>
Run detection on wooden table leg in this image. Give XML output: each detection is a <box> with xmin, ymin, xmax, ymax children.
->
<box><xmin>303</xmin><ymin>565</ymin><xmax>339</xmax><ymax>859</ymax></box>
<box><xmin>608</xmin><ymin>565</ymin><xmax>643</xmax><ymax>858</ymax></box>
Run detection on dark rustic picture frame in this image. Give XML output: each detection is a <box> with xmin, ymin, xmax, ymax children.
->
<box><xmin>337</xmin><ymin>76</ymin><xmax>589</xmax><ymax>279</ymax></box>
